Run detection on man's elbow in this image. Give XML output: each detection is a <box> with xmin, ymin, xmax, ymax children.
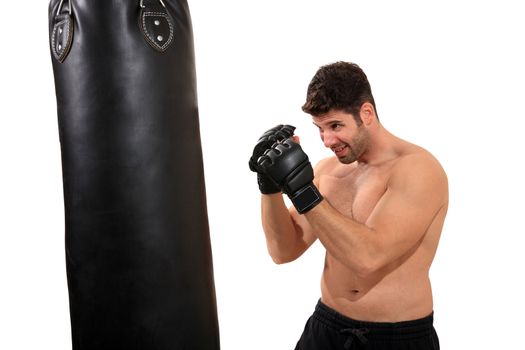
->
<box><xmin>269</xmin><ymin>251</ymin><xmax>301</xmax><ymax>265</ymax></box>
<box><xmin>353</xmin><ymin>263</ymin><xmax>377</xmax><ymax>278</ymax></box>
<box><xmin>349</xmin><ymin>255</ymin><xmax>385</xmax><ymax>278</ymax></box>
<box><xmin>348</xmin><ymin>237</ymin><xmax>388</xmax><ymax>278</ymax></box>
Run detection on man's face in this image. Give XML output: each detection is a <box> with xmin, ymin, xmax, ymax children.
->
<box><xmin>312</xmin><ymin>110</ymin><xmax>370</xmax><ymax>164</ymax></box>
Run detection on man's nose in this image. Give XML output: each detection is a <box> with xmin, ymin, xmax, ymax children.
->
<box><xmin>322</xmin><ymin>131</ymin><xmax>336</xmax><ymax>148</ymax></box>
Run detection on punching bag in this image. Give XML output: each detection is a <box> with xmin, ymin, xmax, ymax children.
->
<box><xmin>48</xmin><ymin>0</ymin><xmax>220</xmax><ymax>349</ymax></box>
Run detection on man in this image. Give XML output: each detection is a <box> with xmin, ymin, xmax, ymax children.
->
<box><xmin>249</xmin><ymin>62</ymin><xmax>447</xmax><ymax>349</ymax></box>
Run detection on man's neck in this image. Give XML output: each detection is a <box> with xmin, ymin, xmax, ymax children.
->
<box><xmin>357</xmin><ymin>127</ymin><xmax>399</xmax><ymax>166</ymax></box>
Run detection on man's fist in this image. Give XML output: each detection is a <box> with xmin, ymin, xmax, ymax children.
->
<box><xmin>257</xmin><ymin>139</ymin><xmax>323</xmax><ymax>214</ymax></box>
<box><xmin>249</xmin><ymin>125</ymin><xmax>296</xmax><ymax>194</ymax></box>
<box><xmin>249</xmin><ymin>124</ymin><xmax>295</xmax><ymax>171</ymax></box>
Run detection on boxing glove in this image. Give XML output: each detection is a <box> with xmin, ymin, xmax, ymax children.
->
<box><xmin>249</xmin><ymin>124</ymin><xmax>296</xmax><ymax>194</ymax></box>
<box><xmin>258</xmin><ymin>139</ymin><xmax>323</xmax><ymax>214</ymax></box>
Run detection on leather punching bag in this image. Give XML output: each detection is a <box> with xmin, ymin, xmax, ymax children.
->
<box><xmin>48</xmin><ymin>1</ymin><xmax>220</xmax><ymax>349</ymax></box>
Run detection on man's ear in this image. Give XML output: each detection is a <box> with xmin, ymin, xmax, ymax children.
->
<box><xmin>359</xmin><ymin>102</ymin><xmax>375</xmax><ymax>126</ymax></box>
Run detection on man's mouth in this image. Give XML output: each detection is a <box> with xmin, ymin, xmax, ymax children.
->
<box><xmin>332</xmin><ymin>145</ymin><xmax>347</xmax><ymax>157</ymax></box>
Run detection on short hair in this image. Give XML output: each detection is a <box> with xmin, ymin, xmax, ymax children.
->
<box><xmin>301</xmin><ymin>62</ymin><xmax>378</xmax><ymax>124</ymax></box>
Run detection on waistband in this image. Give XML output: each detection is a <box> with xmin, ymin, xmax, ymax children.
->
<box><xmin>313</xmin><ymin>299</ymin><xmax>434</xmax><ymax>341</ymax></box>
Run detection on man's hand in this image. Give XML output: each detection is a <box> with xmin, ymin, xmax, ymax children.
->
<box><xmin>249</xmin><ymin>125</ymin><xmax>296</xmax><ymax>194</ymax></box>
<box><xmin>257</xmin><ymin>139</ymin><xmax>323</xmax><ymax>214</ymax></box>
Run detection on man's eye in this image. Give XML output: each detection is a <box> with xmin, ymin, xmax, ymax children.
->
<box><xmin>331</xmin><ymin>124</ymin><xmax>341</xmax><ymax>130</ymax></box>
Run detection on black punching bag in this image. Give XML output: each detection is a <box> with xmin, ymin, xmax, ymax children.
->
<box><xmin>48</xmin><ymin>0</ymin><xmax>220</xmax><ymax>349</ymax></box>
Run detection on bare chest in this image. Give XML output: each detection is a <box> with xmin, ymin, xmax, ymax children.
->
<box><xmin>318</xmin><ymin>166</ymin><xmax>389</xmax><ymax>223</ymax></box>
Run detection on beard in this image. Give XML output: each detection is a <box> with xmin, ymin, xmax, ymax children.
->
<box><xmin>337</xmin><ymin>126</ymin><xmax>370</xmax><ymax>164</ymax></box>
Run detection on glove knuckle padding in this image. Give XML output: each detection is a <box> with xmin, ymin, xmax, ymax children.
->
<box><xmin>249</xmin><ymin>124</ymin><xmax>298</xmax><ymax>194</ymax></box>
<box><xmin>258</xmin><ymin>155</ymin><xmax>272</xmax><ymax>168</ymax></box>
<box><xmin>251</xmin><ymin>124</ymin><xmax>296</xmax><ymax>169</ymax></box>
<box><xmin>254</xmin><ymin>139</ymin><xmax>270</xmax><ymax>154</ymax></box>
<box><xmin>261</xmin><ymin>140</ymin><xmax>311</xmax><ymax>187</ymax></box>
<box><xmin>283</xmin><ymin>124</ymin><xmax>296</xmax><ymax>134</ymax></box>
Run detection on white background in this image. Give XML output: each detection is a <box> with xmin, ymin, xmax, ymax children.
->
<box><xmin>1</xmin><ymin>0</ymin><xmax>524</xmax><ymax>349</ymax></box>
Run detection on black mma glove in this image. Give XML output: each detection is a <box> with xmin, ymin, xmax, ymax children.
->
<box><xmin>249</xmin><ymin>124</ymin><xmax>296</xmax><ymax>194</ymax></box>
<box><xmin>257</xmin><ymin>138</ymin><xmax>323</xmax><ymax>214</ymax></box>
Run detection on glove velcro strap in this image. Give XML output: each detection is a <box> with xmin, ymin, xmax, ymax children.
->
<box><xmin>290</xmin><ymin>184</ymin><xmax>323</xmax><ymax>214</ymax></box>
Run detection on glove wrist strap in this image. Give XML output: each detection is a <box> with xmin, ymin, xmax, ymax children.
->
<box><xmin>290</xmin><ymin>183</ymin><xmax>323</xmax><ymax>214</ymax></box>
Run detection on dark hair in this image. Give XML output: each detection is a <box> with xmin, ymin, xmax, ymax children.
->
<box><xmin>301</xmin><ymin>62</ymin><xmax>378</xmax><ymax>124</ymax></box>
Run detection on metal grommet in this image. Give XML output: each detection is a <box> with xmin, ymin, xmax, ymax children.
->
<box><xmin>157</xmin><ymin>35</ymin><xmax>164</xmax><ymax>41</ymax></box>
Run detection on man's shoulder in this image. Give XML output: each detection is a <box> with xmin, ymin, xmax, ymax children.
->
<box><xmin>394</xmin><ymin>145</ymin><xmax>445</xmax><ymax>176</ymax></box>
<box><xmin>313</xmin><ymin>156</ymin><xmax>346</xmax><ymax>176</ymax></box>
<box><xmin>390</xmin><ymin>146</ymin><xmax>448</xmax><ymax>200</ymax></box>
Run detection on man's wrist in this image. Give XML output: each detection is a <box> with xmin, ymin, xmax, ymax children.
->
<box><xmin>290</xmin><ymin>183</ymin><xmax>323</xmax><ymax>214</ymax></box>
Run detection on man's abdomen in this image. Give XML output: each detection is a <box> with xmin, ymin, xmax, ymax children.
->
<box><xmin>320</xmin><ymin>254</ymin><xmax>434</xmax><ymax>322</ymax></box>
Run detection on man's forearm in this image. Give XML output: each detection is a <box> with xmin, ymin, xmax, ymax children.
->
<box><xmin>304</xmin><ymin>200</ymin><xmax>378</xmax><ymax>275</ymax></box>
<box><xmin>261</xmin><ymin>194</ymin><xmax>305</xmax><ymax>263</ymax></box>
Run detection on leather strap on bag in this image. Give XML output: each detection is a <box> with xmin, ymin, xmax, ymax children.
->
<box><xmin>139</xmin><ymin>0</ymin><xmax>175</xmax><ymax>52</ymax></box>
<box><xmin>50</xmin><ymin>0</ymin><xmax>175</xmax><ymax>62</ymax></box>
<box><xmin>51</xmin><ymin>0</ymin><xmax>74</xmax><ymax>63</ymax></box>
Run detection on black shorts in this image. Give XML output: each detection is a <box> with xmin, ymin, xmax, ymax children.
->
<box><xmin>295</xmin><ymin>300</ymin><xmax>439</xmax><ymax>350</ymax></box>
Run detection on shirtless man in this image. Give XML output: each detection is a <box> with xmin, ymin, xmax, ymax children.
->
<box><xmin>249</xmin><ymin>62</ymin><xmax>447</xmax><ymax>349</ymax></box>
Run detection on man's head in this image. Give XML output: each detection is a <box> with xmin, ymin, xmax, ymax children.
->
<box><xmin>301</xmin><ymin>61</ymin><xmax>378</xmax><ymax>125</ymax></box>
<box><xmin>312</xmin><ymin>109</ymin><xmax>371</xmax><ymax>164</ymax></box>
<box><xmin>303</xmin><ymin>62</ymin><xmax>378</xmax><ymax>164</ymax></box>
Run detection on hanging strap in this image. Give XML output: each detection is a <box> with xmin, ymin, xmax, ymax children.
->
<box><xmin>50</xmin><ymin>0</ymin><xmax>174</xmax><ymax>61</ymax></box>
<box><xmin>139</xmin><ymin>0</ymin><xmax>175</xmax><ymax>52</ymax></box>
<box><xmin>51</xmin><ymin>0</ymin><xmax>74</xmax><ymax>63</ymax></box>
